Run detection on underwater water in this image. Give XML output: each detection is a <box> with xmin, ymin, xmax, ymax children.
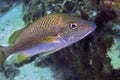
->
<box><xmin>0</xmin><ymin>0</ymin><xmax>120</xmax><ymax>80</ymax></box>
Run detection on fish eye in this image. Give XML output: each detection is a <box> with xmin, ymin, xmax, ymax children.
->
<box><xmin>69</xmin><ymin>23</ymin><xmax>78</xmax><ymax>29</ymax></box>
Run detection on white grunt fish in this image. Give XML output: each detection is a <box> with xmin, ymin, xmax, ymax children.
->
<box><xmin>0</xmin><ymin>13</ymin><xmax>96</xmax><ymax>66</ymax></box>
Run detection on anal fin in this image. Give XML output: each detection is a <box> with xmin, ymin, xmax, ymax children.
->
<box><xmin>17</xmin><ymin>53</ymin><xmax>30</xmax><ymax>63</ymax></box>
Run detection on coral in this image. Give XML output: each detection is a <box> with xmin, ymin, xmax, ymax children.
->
<box><xmin>100</xmin><ymin>0</ymin><xmax>120</xmax><ymax>11</ymax></box>
<box><xmin>1</xmin><ymin>64</ymin><xmax>19</xmax><ymax>80</ymax></box>
<box><xmin>14</xmin><ymin>62</ymin><xmax>57</xmax><ymax>80</ymax></box>
<box><xmin>107</xmin><ymin>37</ymin><xmax>120</xmax><ymax>69</ymax></box>
<box><xmin>0</xmin><ymin>72</ymin><xmax>8</xmax><ymax>80</ymax></box>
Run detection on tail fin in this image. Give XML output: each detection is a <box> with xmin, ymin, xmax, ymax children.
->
<box><xmin>0</xmin><ymin>46</ymin><xmax>9</xmax><ymax>67</ymax></box>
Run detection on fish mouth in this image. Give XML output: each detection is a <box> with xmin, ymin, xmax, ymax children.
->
<box><xmin>89</xmin><ymin>23</ymin><xmax>96</xmax><ymax>32</ymax></box>
<box><xmin>73</xmin><ymin>23</ymin><xmax>96</xmax><ymax>40</ymax></box>
<box><xmin>81</xmin><ymin>23</ymin><xmax>96</xmax><ymax>38</ymax></box>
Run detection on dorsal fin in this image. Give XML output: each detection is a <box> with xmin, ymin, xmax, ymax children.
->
<box><xmin>8</xmin><ymin>27</ymin><xmax>26</xmax><ymax>44</ymax></box>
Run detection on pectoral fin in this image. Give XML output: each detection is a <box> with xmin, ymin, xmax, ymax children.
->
<box><xmin>43</xmin><ymin>36</ymin><xmax>59</xmax><ymax>43</ymax></box>
<box><xmin>43</xmin><ymin>34</ymin><xmax>67</xmax><ymax>43</ymax></box>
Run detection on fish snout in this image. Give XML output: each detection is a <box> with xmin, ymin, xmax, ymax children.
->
<box><xmin>89</xmin><ymin>22</ymin><xmax>96</xmax><ymax>31</ymax></box>
<box><xmin>79</xmin><ymin>20</ymin><xmax>96</xmax><ymax>32</ymax></box>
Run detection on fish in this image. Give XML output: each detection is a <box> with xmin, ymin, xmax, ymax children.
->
<box><xmin>0</xmin><ymin>13</ymin><xmax>96</xmax><ymax>67</ymax></box>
